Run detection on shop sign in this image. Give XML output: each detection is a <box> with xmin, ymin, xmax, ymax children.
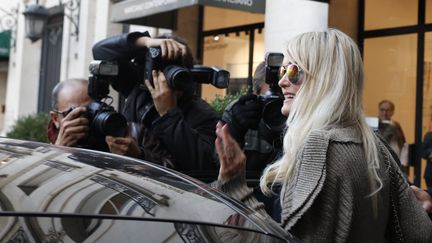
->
<box><xmin>200</xmin><ymin>0</ymin><xmax>265</xmax><ymax>13</ymax></box>
<box><xmin>0</xmin><ymin>31</ymin><xmax>11</xmax><ymax>58</ymax></box>
<box><xmin>112</xmin><ymin>0</ymin><xmax>197</xmax><ymax>22</ymax></box>
<box><xmin>112</xmin><ymin>0</ymin><xmax>265</xmax><ymax>23</ymax></box>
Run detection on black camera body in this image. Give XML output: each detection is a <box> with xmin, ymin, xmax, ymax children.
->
<box><xmin>143</xmin><ymin>47</ymin><xmax>192</xmax><ymax>91</ymax></box>
<box><xmin>84</xmin><ymin>100</ymin><xmax>128</xmax><ymax>138</ymax></box>
<box><xmin>259</xmin><ymin>52</ymin><xmax>286</xmax><ymax>132</ymax></box>
<box><xmin>265</xmin><ymin>52</ymin><xmax>284</xmax><ymax>89</ymax></box>
<box><xmin>87</xmin><ymin>61</ymin><xmax>128</xmax><ymax>141</ymax></box>
<box><xmin>258</xmin><ymin>94</ymin><xmax>286</xmax><ymax>132</ymax></box>
<box><xmin>88</xmin><ymin>47</ymin><xmax>230</xmax><ymax>135</ymax></box>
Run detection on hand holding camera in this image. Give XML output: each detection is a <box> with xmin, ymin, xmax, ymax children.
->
<box><xmin>135</xmin><ymin>37</ymin><xmax>186</xmax><ymax>61</ymax></box>
<box><xmin>55</xmin><ymin>106</ymin><xmax>90</xmax><ymax>147</ymax></box>
<box><xmin>145</xmin><ymin>70</ymin><xmax>178</xmax><ymax>116</ymax></box>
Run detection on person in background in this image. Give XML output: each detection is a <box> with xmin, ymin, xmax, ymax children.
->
<box><xmin>48</xmin><ymin>78</ymin><xmax>92</xmax><ymax>148</ymax></box>
<box><xmin>92</xmin><ymin>32</ymin><xmax>220</xmax><ymax>176</ymax></box>
<box><xmin>421</xmin><ymin>131</ymin><xmax>432</xmax><ymax>194</ymax></box>
<box><xmin>378</xmin><ymin>100</ymin><xmax>406</xmax><ymax>153</ymax></box>
<box><xmin>213</xmin><ymin>29</ymin><xmax>432</xmax><ymax>242</ymax></box>
<box><xmin>378</xmin><ymin>99</ymin><xmax>409</xmax><ymax>175</ymax></box>
<box><xmin>222</xmin><ymin>62</ymin><xmax>281</xmax><ymax>174</ymax></box>
<box><xmin>222</xmin><ymin>61</ymin><xmax>284</xmax><ymax>217</ymax></box>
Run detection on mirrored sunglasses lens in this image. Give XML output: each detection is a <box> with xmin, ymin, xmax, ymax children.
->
<box><xmin>287</xmin><ymin>64</ymin><xmax>299</xmax><ymax>84</ymax></box>
<box><xmin>278</xmin><ymin>66</ymin><xmax>287</xmax><ymax>80</ymax></box>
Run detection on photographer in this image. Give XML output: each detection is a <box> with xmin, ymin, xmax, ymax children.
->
<box><xmin>222</xmin><ymin>62</ymin><xmax>285</xmax><ymax>218</ymax></box>
<box><xmin>92</xmin><ymin>32</ymin><xmax>219</xmax><ymax>174</ymax></box>
<box><xmin>222</xmin><ymin>62</ymin><xmax>285</xmax><ymax>176</ymax></box>
<box><xmin>48</xmin><ymin>79</ymin><xmax>98</xmax><ymax>148</ymax></box>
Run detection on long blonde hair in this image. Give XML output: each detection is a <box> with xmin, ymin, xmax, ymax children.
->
<box><xmin>260</xmin><ymin>29</ymin><xmax>382</xmax><ymax>199</ymax></box>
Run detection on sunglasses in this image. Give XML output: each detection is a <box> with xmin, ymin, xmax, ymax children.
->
<box><xmin>278</xmin><ymin>63</ymin><xmax>303</xmax><ymax>84</ymax></box>
<box><xmin>54</xmin><ymin>107</ymin><xmax>74</xmax><ymax>117</ymax></box>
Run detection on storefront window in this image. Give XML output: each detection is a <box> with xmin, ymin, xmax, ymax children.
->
<box><xmin>422</xmin><ymin>32</ymin><xmax>432</xmax><ymax>140</ymax></box>
<box><xmin>364</xmin><ymin>0</ymin><xmax>418</xmax><ymax>30</ymax></box>
<box><xmin>363</xmin><ymin>34</ymin><xmax>417</xmax><ymax>144</ymax></box>
<box><xmin>252</xmin><ymin>29</ymin><xmax>265</xmax><ymax>74</ymax></box>
<box><xmin>427</xmin><ymin>0</ymin><xmax>432</xmax><ymax>23</ymax></box>
<box><xmin>203</xmin><ymin>6</ymin><xmax>264</xmax><ymax>31</ymax></box>
<box><xmin>202</xmin><ymin>31</ymin><xmax>250</xmax><ymax>102</ymax></box>
<box><xmin>422</xmin><ymin>32</ymin><xmax>432</xmax><ymax>188</ymax></box>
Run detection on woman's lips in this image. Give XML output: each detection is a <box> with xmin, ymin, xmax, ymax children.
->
<box><xmin>284</xmin><ymin>92</ymin><xmax>296</xmax><ymax>100</ymax></box>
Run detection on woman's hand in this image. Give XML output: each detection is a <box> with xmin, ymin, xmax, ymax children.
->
<box><xmin>411</xmin><ymin>185</ymin><xmax>432</xmax><ymax>213</ymax></box>
<box><xmin>215</xmin><ymin>121</ymin><xmax>247</xmax><ymax>182</ymax></box>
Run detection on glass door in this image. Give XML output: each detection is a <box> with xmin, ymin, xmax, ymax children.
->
<box><xmin>361</xmin><ymin>0</ymin><xmax>432</xmax><ymax>186</ymax></box>
<box><xmin>363</xmin><ymin>34</ymin><xmax>417</xmax><ymax>144</ymax></box>
<box><xmin>202</xmin><ymin>31</ymin><xmax>250</xmax><ymax>101</ymax></box>
<box><xmin>422</xmin><ymin>32</ymin><xmax>432</xmax><ymax>190</ymax></box>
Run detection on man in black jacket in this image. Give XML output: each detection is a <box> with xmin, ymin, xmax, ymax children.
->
<box><xmin>92</xmin><ymin>32</ymin><xmax>219</xmax><ymax>176</ymax></box>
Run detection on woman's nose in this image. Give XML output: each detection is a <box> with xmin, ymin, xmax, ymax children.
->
<box><xmin>278</xmin><ymin>76</ymin><xmax>289</xmax><ymax>89</ymax></box>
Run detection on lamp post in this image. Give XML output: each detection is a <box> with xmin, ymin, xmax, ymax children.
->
<box><xmin>22</xmin><ymin>4</ymin><xmax>49</xmax><ymax>43</ymax></box>
<box><xmin>22</xmin><ymin>0</ymin><xmax>80</xmax><ymax>43</ymax></box>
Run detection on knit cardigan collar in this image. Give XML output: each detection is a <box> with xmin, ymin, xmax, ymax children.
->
<box><xmin>280</xmin><ymin>125</ymin><xmax>362</xmax><ymax>229</ymax></box>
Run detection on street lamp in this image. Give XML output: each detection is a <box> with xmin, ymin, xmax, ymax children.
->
<box><xmin>23</xmin><ymin>4</ymin><xmax>49</xmax><ymax>42</ymax></box>
<box><xmin>22</xmin><ymin>0</ymin><xmax>80</xmax><ymax>43</ymax></box>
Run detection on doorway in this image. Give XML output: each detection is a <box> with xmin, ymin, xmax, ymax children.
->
<box><xmin>38</xmin><ymin>12</ymin><xmax>64</xmax><ymax>113</ymax></box>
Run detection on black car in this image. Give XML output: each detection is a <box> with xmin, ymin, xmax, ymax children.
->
<box><xmin>0</xmin><ymin>138</ymin><xmax>298</xmax><ymax>242</ymax></box>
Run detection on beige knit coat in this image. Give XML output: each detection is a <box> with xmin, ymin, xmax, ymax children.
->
<box><xmin>217</xmin><ymin>126</ymin><xmax>432</xmax><ymax>242</ymax></box>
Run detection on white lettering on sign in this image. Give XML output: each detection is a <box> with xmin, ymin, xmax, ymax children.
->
<box><xmin>213</xmin><ymin>0</ymin><xmax>253</xmax><ymax>7</ymax></box>
<box><xmin>124</xmin><ymin>0</ymin><xmax>180</xmax><ymax>14</ymax></box>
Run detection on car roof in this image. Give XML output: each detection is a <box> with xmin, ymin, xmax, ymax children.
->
<box><xmin>0</xmin><ymin>138</ymin><xmax>295</xmax><ymax>241</ymax></box>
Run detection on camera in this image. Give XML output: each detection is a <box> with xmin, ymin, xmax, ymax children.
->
<box><xmin>143</xmin><ymin>47</ymin><xmax>229</xmax><ymax>90</ymax></box>
<box><xmin>260</xmin><ymin>52</ymin><xmax>286</xmax><ymax>132</ymax></box>
<box><xmin>88</xmin><ymin>46</ymin><xmax>230</xmax><ymax>132</ymax></box>
<box><xmin>87</xmin><ymin>60</ymin><xmax>128</xmax><ymax>140</ymax></box>
<box><xmin>190</xmin><ymin>65</ymin><xmax>230</xmax><ymax>89</ymax></box>
<box><xmin>265</xmin><ymin>52</ymin><xmax>284</xmax><ymax>88</ymax></box>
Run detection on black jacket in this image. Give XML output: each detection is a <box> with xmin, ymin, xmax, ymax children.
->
<box><xmin>93</xmin><ymin>32</ymin><xmax>219</xmax><ymax>175</ymax></box>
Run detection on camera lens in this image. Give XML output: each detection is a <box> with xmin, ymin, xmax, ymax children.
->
<box><xmin>262</xmin><ymin>98</ymin><xmax>286</xmax><ymax>131</ymax></box>
<box><xmin>92</xmin><ymin>111</ymin><xmax>128</xmax><ymax>137</ymax></box>
<box><xmin>163</xmin><ymin>65</ymin><xmax>192</xmax><ymax>90</ymax></box>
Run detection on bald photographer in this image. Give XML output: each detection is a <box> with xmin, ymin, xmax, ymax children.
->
<box><xmin>92</xmin><ymin>32</ymin><xmax>220</xmax><ymax>175</ymax></box>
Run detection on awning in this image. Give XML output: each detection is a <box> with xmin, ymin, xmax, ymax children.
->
<box><xmin>111</xmin><ymin>0</ymin><xmax>265</xmax><ymax>29</ymax></box>
<box><xmin>0</xmin><ymin>31</ymin><xmax>11</xmax><ymax>58</ymax></box>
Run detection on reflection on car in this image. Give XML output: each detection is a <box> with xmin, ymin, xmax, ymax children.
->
<box><xmin>0</xmin><ymin>138</ymin><xmax>298</xmax><ymax>242</ymax></box>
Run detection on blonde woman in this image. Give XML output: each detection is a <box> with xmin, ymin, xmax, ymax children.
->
<box><xmin>214</xmin><ymin>29</ymin><xmax>432</xmax><ymax>242</ymax></box>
